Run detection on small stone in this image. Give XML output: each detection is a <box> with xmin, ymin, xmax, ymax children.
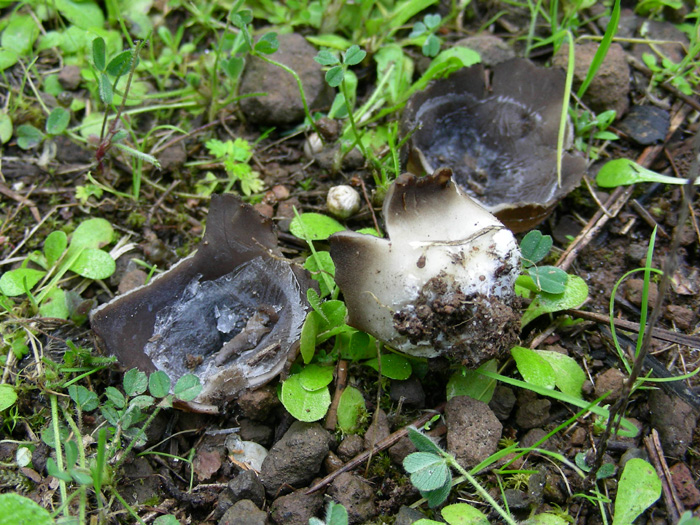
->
<box><xmin>552</xmin><ymin>42</ymin><xmax>629</xmax><ymax>116</ymax></box>
<box><xmin>569</xmin><ymin>427</ymin><xmax>587</xmax><ymax>447</ymax></box>
<box><xmin>218</xmin><ymin>499</ymin><xmax>267</xmax><ymax>525</ymax></box>
<box><xmin>237</xmin><ymin>386</ymin><xmax>280</xmax><ymax>421</ymax></box>
<box><xmin>157</xmin><ymin>143</ymin><xmax>187</xmax><ymax>171</ymax></box>
<box><xmin>337</xmin><ymin>434</ymin><xmax>364</xmax><ymax>462</ymax></box>
<box><xmin>239</xmin><ymin>419</ymin><xmax>273</xmax><ymax>448</ymax></box>
<box><xmin>270</xmin><ymin>488</ymin><xmax>324</xmax><ymax>525</ymax></box>
<box><xmin>259</xmin><ymin>421</ymin><xmax>331</xmax><ymax>495</ymax></box>
<box><xmin>520</xmin><ymin>429</ymin><xmax>549</xmax><ymax>450</ymax></box>
<box><xmin>594</xmin><ymin>368</ymin><xmax>627</xmax><ymax>403</ymax></box>
<box><xmin>489</xmin><ymin>385</ymin><xmax>516</xmax><ymax>421</ymax></box>
<box><xmin>670</xmin><ymin>462</ymin><xmax>700</xmax><ymax>508</ymax></box>
<box><xmin>390</xmin><ymin>377</ymin><xmax>425</xmax><ymax>408</ymax></box>
<box><xmin>388</xmin><ymin>435</ymin><xmax>416</xmax><ymax>466</ymax></box>
<box><xmin>271</xmin><ymin>185</ymin><xmax>290</xmax><ymax>201</ymax></box>
<box><xmin>364</xmin><ymin>409</ymin><xmax>390</xmax><ymax>451</ymax></box>
<box><xmin>239</xmin><ymin>33</ymin><xmax>331</xmax><ymax>125</ymax></box>
<box><xmin>446</xmin><ymin>396</ymin><xmax>502</xmax><ymax>468</ymax></box>
<box><xmin>58</xmin><ymin>65</ymin><xmax>82</xmax><ymax>90</ymax></box>
<box><xmin>328</xmin><ymin>472</ymin><xmax>376</xmax><ymax>524</ymax></box>
<box><xmin>624</xmin><ymin>278</ymin><xmax>659</xmax><ymax>307</ymax></box>
<box><xmin>325</xmin><ymin>451</ymin><xmax>344</xmax><ymax>473</ymax></box>
<box><xmin>228</xmin><ymin>470</ymin><xmax>265</xmax><ymax>508</ymax></box>
<box><xmin>665</xmin><ymin>305</ymin><xmax>695</xmax><ymax>331</ymax></box>
<box><xmin>395</xmin><ymin>505</ymin><xmax>426</xmax><ymax>525</ymax></box>
<box><xmin>649</xmin><ymin>390</ymin><xmax>697</xmax><ymax>458</ymax></box>
<box><xmin>515</xmin><ymin>391</ymin><xmax>551</xmax><ymax>429</ymax></box>
<box><xmin>118</xmin><ymin>269</ymin><xmax>148</xmax><ymax>294</ymax></box>
<box><xmin>618</xmin><ymin>106</ymin><xmax>670</xmax><ymax>146</ymax></box>
<box><xmin>276</xmin><ymin>197</ymin><xmax>302</xmax><ymax>232</ymax></box>
<box><xmin>254</xmin><ymin>203</ymin><xmax>274</xmax><ymax>218</ymax></box>
<box><xmin>453</xmin><ymin>35</ymin><xmax>515</xmax><ymax>66</ymax></box>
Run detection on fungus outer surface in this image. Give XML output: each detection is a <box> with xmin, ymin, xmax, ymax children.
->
<box><xmin>330</xmin><ymin>169</ymin><xmax>521</xmax><ymax>366</ymax></box>
<box><xmin>90</xmin><ymin>194</ymin><xmax>310</xmax><ymax>408</ymax></box>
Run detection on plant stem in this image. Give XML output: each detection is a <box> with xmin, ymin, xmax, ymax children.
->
<box><xmin>446</xmin><ymin>456</ymin><xmax>518</xmax><ymax>525</ymax></box>
<box><xmin>50</xmin><ymin>395</ymin><xmax>69</xmax><ymax>518</ymax></box>
<box><xmin>113</xmin><ymin>405</ymin><xmax>162</xmax><ymax>472</ymax></box>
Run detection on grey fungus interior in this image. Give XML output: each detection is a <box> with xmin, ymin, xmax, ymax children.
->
<box><xmin>400</xmin><ymin>58</ymin><xmax>587</xmax><ymax>233</ymax></box>
<box><xmin>90</xmin><ymin>194</ymin><xmax>311</xmax><ymax>410</ymax></box>
<box><xmin>329</xmin><ymin>168</ymin><xmax>522</xmax><ymax>368</ymax></box>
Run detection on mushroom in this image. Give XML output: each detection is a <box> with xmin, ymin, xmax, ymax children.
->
<box><xmin>329</xmin><ymin>168</ymin><xmax>521</xmax><ymax>368</ymax></box>
<box><xmin>400</xmin><ymin>58</ymin><xmax>586</xmax><ymax>232</ymax></box>
<box><xmin>90</xmin><ymin>195</ymin><xmax>311</xmax><ymax>410</ymax></box>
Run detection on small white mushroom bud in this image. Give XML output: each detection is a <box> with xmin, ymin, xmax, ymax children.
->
<box><xmin>303</xmin><ymin>132</ymin><xmax>323</xmax><ymax>158</ymax></box>
<box><xmin>327</xmin><ymin>185</ymin><xmax>361</xmax><ymax>219</ymax></box>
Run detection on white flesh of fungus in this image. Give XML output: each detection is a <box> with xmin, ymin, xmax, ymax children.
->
<box><xmin>330</xmin><ymin>168</ymin><xmax>521</xmax><ymax>362</ymax></box>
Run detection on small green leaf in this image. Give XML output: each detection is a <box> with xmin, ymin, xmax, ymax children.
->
<box><xmin>289</xmin><ymin>213</ymin><xmax>345</xmax><ymax>241</ymax></box>
<box><xmin>521</xmin><ymin>275</ymin><xmax>589</xmax><ymax>327</ymax></box>
<box><xmin>424</xmin><ymin>14</ymin><xmax>442</xmax><ymax>30</ymax></box>
<box><xmin>129</xmin><ymin>394</ymin><xmax>155</xmax><ymax>408</ymax></box>
<box><xmin>46</xmin><ymin>107</ymin><xmax>70</xmax><ymax>135</ymax></box>
<box><xmin>16</xmin><ymin>124</ymin><xmax>43</xmax><ymax>150</ymax></box>
<box><xmin>337</xmin><ymin>386</ymin><xmax>366</xmax><ymax>433</ymax></box>
<box><xmin>523</xmin><ymin>514</ymin><xmax>570</xmax><ymax>525</ymax></box>
<box><xmin>612</xmin><ymin>459</ymin><xmax>661</xmax><ymax>525</ymax></box>
<box><xmin>98</xmin><ymin>72</ymin><xmax>113</xmax><ymax>103</ymax></box>
<box><xmin>0</xmin><ymin>494</ymin><xmax>53</xmax><ymax>524</ymax></box>
<box><xmin>406</xmin><ymin>454</ymin><xmax>450</xmax><ymax>491</ymax></box>
<box><xmin>106</xmin><ymin>50</ymin><xmax>135</xmax><ymax>77</ymax></box>
<box><xmin>0</xmin><ymin>384</ymin><xmax>18</xmax><ymax>411</ymax></box>
<box><xmin>409</xmin><ymin>21</ymin><xmax>427</xmax><ymax>37</ymax></box>
<box><xmin>335</xmin><ymin>330</ymin><xmax>374</xmax><ymax>361</ymax></box>
<box><xmin>304</xmin><ymin>251</ymin><xmax>335</xmax><ymax>297</ymax></box>
<box><xmin>70</xmin><ymin>248</ymin><xmax>115</xmax><ymax>279</ymax></box>
<box><xmin>597</xmin><ymin>158</ymin><xmax>698</xmax><ymax>188</ymax></box>
<box><xmin>446</xmin><ymin>360</ymin><xmax>497</xmax><ymax>402</ymax></box>
<box><xmin>281</xmin><ymin>373</ymin><xmax>331</xmax><ymax>422</ymax></box>
<box><xmin>422</xmin><ymin>479</ymin><xmax>452</xmax><ymax>508</ymax></box>
<box><xmin>44</xmin><ymin>231</ymin><xmax>67</xmax><ymax>266</ymax></box>
<box><xmin>69</xmin><ymin>385</ymin><xmax>99</xmax><ymax>412</ymax></box>
<box><xmin>422</xmin><ymin>34</ymin><xmax>441</xmax><ymax>58</ymax></box>
<box><xmin>173</xmin><ymin>374</ymin><xmax>202</xmax><ymax>401</ymax></box>
<box><xmin>325</xmin><ymin>65</ymin><xmax>344</xmax><ymax>87</ymax></box>
<box><xmin>39</xmin><ymin>287</ymin><xmax>69</xmax><ymax>319</ymax></box>
<box><xmin>69</xmin><ymin>218</ymin><xmax>113</xmax><ymax>252</ymax></box>
<box><xmin>364</xmin><ymin>353</ymin><xmax>412</xmax><ymax>380</ymax></box>
<box><xmin>254</xmin><ymin>32</ymin><xmax>278</xmax><ymax>54</ymax></box>
<box><xmin>123</xmin><ymin>368</ymin><xmax>148</xmax><ymax>397</ymax></box>
<box><xmin>69</xmin><ymin>466</ymin><xmax>94</xmax><ymax>486</ymax></box>
<box><xmin>92</xmin><ymin>37</ymin><xmax>106</xmax><ymax>70</ymax></box>
<box><xmin>520</xmin><ymin>231</ymin><xmax>552</xmax><ymax>266</ymax></box>
<box><xmin>54</xmin><ymin>0</ymin><xmax>105</xmax><ymax>29</ymax></box>
<box><xmin>536</xmin><ymin>350</ymin><xmax>585</xmax><ymax>398</ymax></box>
<box><xmin>299</xmin><ymin>364</ymin><xmax>334</xmax><ymax>391</ymax></box>
<box><xmin>105</xmin><ymin>386</ymin><xmax>125</xmax><ymax>409</ymax></box>
<box><xmin>149</xmin><ymin>370</ymin><xmax>171</xmax><ymax>398</ymax></box>
<box><xmin>306</xmin><ymin>34</ymin><xmax>352</xmax><ymax>50</ymax></box>
<box><xmin>441</xmin><ymin>503</ymin><xmax>489</xmax><ymax>525</ymax></box>
<box><xmin>153</xmin><ymin>515</ymin><xmax>181</xmax><ymax>525</ymax></box>
<box><xmin>0</xmin><ymin>268</ymin><xmax>46</xmax><ymax>296</ymax></box>
<box><xmin>0</xmin><ymin>111</ymin><xmax>13</xmax><ymax>144</ymax></box>
<box><xmin>314</xmin><ymin>49</ymin><xmax>340</xmax><ymax>66</ymax></box>
<box><xmin>511</xmin><ymin>346</ymin><xmax>556</xmax><ymax>390</ymax></box>
<box><xmin>300</xmin><ymin>310</ymin><xmax>321</xmax><ymax>364</ymax></box>
<box><xmin>407</xmin><ymin>427</ymin><xmax>442</xmax><ymax>455</ymax></box>
<box><xmin>343</xmin><ymin>45</ymin><xmax>366</xmax><ymax>66</ymax></box>
<box><xmin>529</xmin><ymin>266</ymin><xmax>568</xmax><ymax>294</ymax></box>
<box><xmin>319</xmin><ymin>300</ymin><xmax>346</xmax><ymax>330</ymax></box>
<box><xmin>1</xmin><ymin>14</ymin><xmax>39</xmax><ymax>56</ymax></box>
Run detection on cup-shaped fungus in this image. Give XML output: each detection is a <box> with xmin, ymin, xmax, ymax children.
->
<box><xmin>401</xmin><ymin>58</ymin><xmax>586</xmax><ymax>233</ymax></box>
<box><xmin>329</xmin><ymin>168</ymin><xmax>521</xmax><ymax>368</ymax></box>
<box><xmin>90</xmin><ymin>195</ymin><xmax>310</xmax><ymax>410</ymax></box>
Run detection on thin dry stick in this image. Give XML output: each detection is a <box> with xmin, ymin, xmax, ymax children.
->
<box><xmin>644</xmin><ymin>429</ymin><xmax>684</xmax><ymax>523</ymax></box>
<box><xmin>324</xmin><ymin>359</ymin><xmax>348</xmax><ymax>431</ymax></box>
<box><xmin>306</xmin><ymin>403</ymin><xmax>446</xmax><ymax>494</ymax></box>
<box><xmin>556</xmin><ymin>104</ymin><xmax>690</xmax><ymax>271</ymax></box>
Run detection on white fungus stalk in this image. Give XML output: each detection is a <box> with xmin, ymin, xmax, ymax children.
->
<box><xmin>329</xmin><ymin>168</ymin><xmax>521</xmax><ymax>367</ymax></box>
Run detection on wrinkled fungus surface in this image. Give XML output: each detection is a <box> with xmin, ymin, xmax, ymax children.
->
<box><xmin>330</xmin><ymin>169</ymin><xmax>521</xmax><ymax>367</ymax></box>
<box><xmin>90</xmin><ymin>195</ymin><xmax>310</xmax><ymax>408</ymax></box>
<box><xmin>401</xmin><ymin>58</ymin><xmax>586</xmax><ymax>232</ymax></box>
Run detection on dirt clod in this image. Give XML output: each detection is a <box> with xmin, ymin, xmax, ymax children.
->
<box><xmin>328</xmin><ymin>472</ymin><xmax>377</xmax><ymax>525</ymax></box>
<box><xmin>649</xmin><ymin>390</ymin><xmax>697</xmax><ymax>458</ymax></box>
<box><xmin>218</xmin><ymin>499</ymin><xmax>267</xmax><ymax>525</ymax></box>
<box><xmin>228</xmin><ymin>470</ymin><xmax>266</xmax><ymax>508</ymax></box>
<box><xmin>269</xmin><ymin>488</ymin><xmax>324</xmax><ymax>525</ymax></box>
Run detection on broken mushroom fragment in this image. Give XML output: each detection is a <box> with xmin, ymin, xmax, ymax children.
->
<box><xmin>401</xmin><ymin>58</ymin><xmax>586</xmax><ymax>232</ymax></box>
<box><xmin>329</xmin><ymin>168</ymin><xmax>521</xmax><ymax>367</ymax></box>
<box><xmin>90</xmin><ymin>195</ymin><xmax>310</xmax><ymax>409</ymax></box>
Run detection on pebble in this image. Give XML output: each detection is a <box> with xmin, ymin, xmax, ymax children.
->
<box><xmin>446</xmin><ymin>396</ymin><xmax>502</xmax><ymax>468</ymax></box>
